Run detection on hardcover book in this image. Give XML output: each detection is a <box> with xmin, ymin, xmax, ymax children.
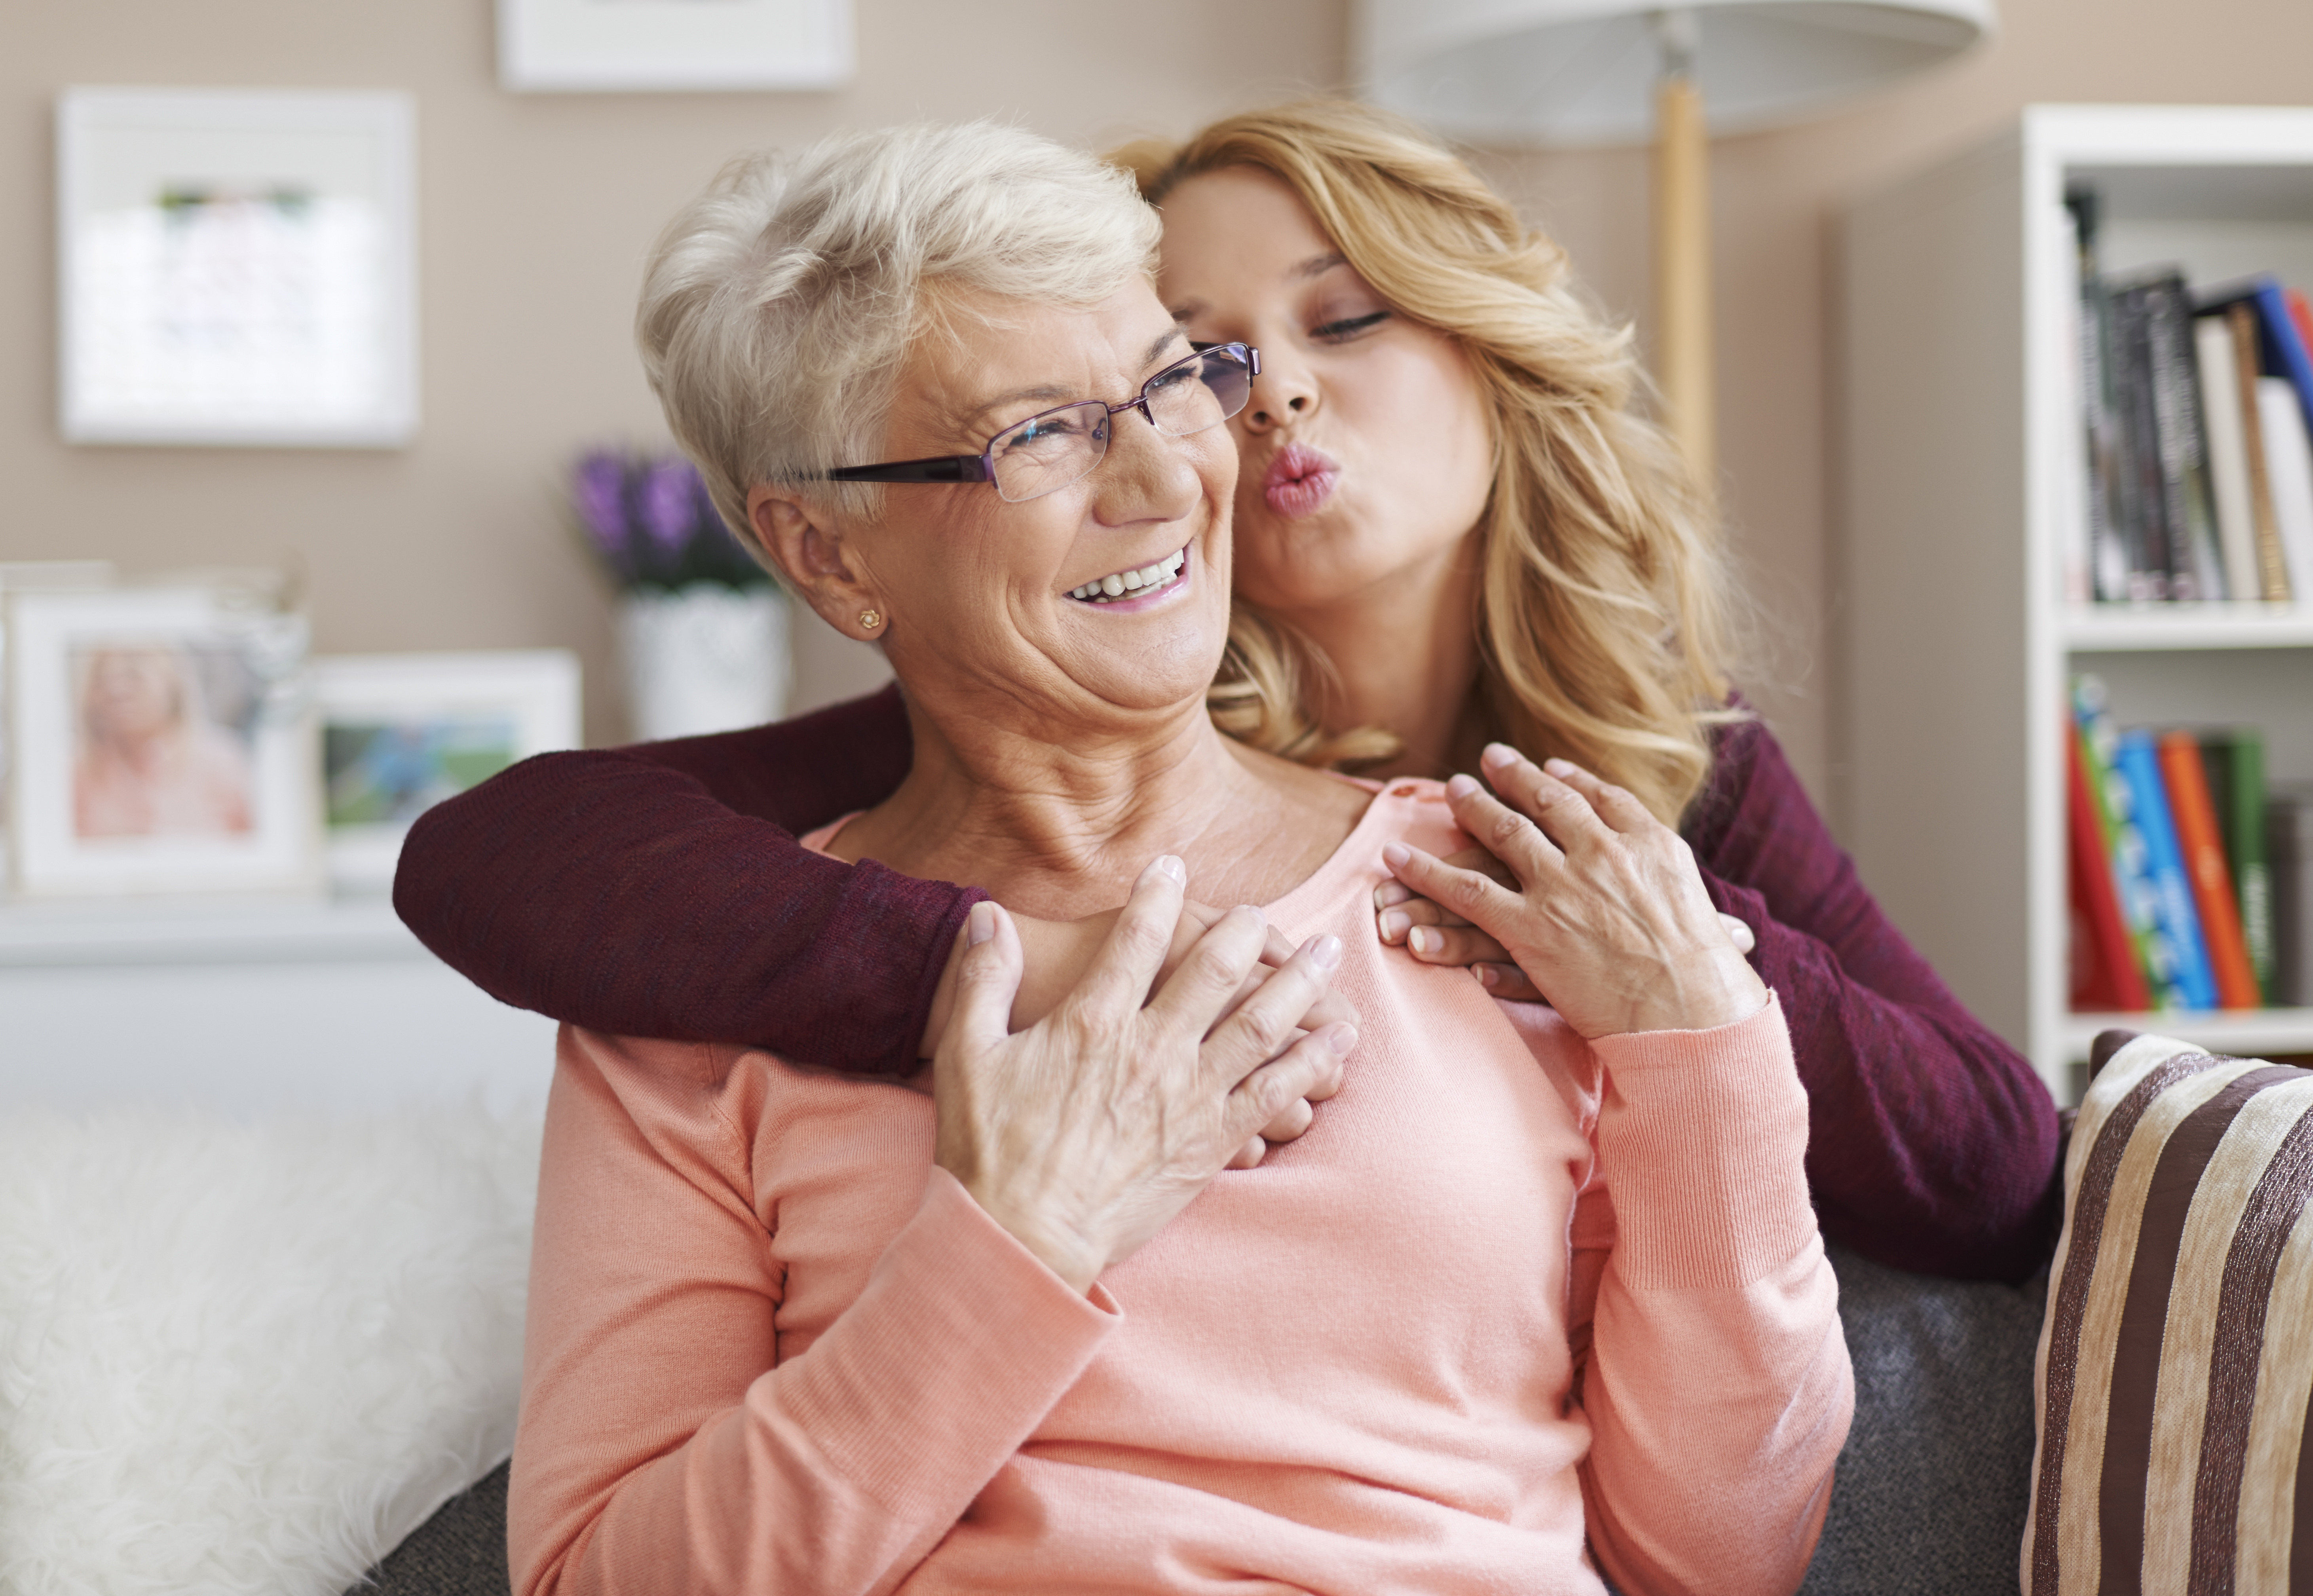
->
<box><xmin>2114</xmin><ymin>729</ymin><xmax>2218</xmax><ymax>1010</ymax></box>
<box><xmin>2200</xmin><ymin>729</ymin><xmax>2275</xmax><ymax>1001</ymax></box>
<box><xmin>2157</xmin><ymin>731</ymin><xmax>2260</xmax><ymax>1008</ymax></box>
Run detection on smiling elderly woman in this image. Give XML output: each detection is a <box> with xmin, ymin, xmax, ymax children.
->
<box><xmin>508</xmin><ymin>122</ymin><xmax>1851</xmax><ymax>1596</ymax></box>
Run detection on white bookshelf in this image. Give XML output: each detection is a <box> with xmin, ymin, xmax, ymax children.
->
<box><xmin>1840</xmin><ymin>105</ymin><xmax>2313</xmax><ymax>1103</ymax></box>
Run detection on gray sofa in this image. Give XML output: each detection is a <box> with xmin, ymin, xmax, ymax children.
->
<box><xmin>355</xmin><ymin>1243</ymin><xmax>2050</xmax><ymax>1596</ymax></box>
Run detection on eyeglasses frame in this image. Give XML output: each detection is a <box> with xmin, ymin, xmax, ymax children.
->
<box><xmin>822</xmin><ymin>342</ymin><xmax>1260</xmax><ymax>496</ymax></box>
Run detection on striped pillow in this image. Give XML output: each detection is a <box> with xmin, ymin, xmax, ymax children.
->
<box><xmin>2025</xmin><ymin>1031</ymin><xmax>2313</xmax><ymax>1595</ymax></box>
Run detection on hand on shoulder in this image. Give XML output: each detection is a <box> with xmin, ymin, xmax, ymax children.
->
<box><xmin>1377</xmin><ymin>746</ymin><xmax>1766</xmax><ymax>1039</ymax></box>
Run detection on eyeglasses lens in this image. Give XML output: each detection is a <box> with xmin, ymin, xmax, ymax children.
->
<box><xmin>1150</xmin><ymin>347</ymin><xmax>1251</xmax><ymax>437</ymax></box>
<box><xmin>988</xmin><ymin>345</ymin><xmax>1254</xmax><ymax>503</ymax></box>
<box><xmin>989</xmin><ymin>402</ymin><xmax>1109</xmax><ymax>503</ymax></box>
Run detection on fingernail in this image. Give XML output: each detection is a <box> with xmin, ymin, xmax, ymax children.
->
<box><xmin>1409</xmin><ymin>927</ymin><xmax>1438</xmax><ymax>954</ymax></box>
<box><xmin>1474</xmin><ymin>963</ymin><xmax>1498</xmax><ymax>988</ymax></box>
<box><xmin>1327</xmin><ymin>1024</ymin><xmax>1359</xmax><ymax>1056</ymax></box>
<box><xmin>1150</xmin><ymin>855</ymin><xmax>1186</xmax><ymax>886</ymax></box>
<box><xmin>1306</xmin><ymin>933</ymin><xmax>1342</xmax><ymax>971</ymax></box>
<box><xmin>1446</xmin><ymin>773</ymin><xmax>1480</xmax><ymax>799</ymax></box>
<box><xmin>1378</xmin><ymin>908</ymin><xmax>1407</xmax><ymax>941</ymax></box>
<box><xmin>1543</xmin><ymin>758</ymin><xmax>1575</xmax><ymax>777</ymax></box>
<box><xmin>967</xmin><ymin>901</ymin><xmax>998</xmax><ymax>946</ymax></box>
<box><xmin>1482</xmin><ymin>742</ymin><xmax>1517</xmax><ymax>766</ymax></box>
<box><xmin>1381</xmin><ymin>841</ymin><xmax>1411</xmax><ymax>870</ymax></box>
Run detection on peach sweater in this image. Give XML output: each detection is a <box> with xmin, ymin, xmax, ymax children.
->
<box><xmin>509</xmin><ymin>781</ymin><xmax>1852</xmax><ymax>1596</ymax></box>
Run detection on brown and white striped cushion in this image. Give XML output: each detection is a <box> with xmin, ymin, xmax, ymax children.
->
<box><xmin>2026</xmin><ymin>1032</ymin><xmax>2313</xmax><ymax>1595</ymax></box>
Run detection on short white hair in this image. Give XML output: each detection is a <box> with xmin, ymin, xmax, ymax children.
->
<box><xmin>636</xmin><ymin>120</ymin><xmax>1161</xmax><ymax>541</ymax></box>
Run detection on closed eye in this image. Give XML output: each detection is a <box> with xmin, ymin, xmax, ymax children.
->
<box><xmin>1312</xmin><ymin>310</ymin><xmax>1391</xmax><ymax>342</ymax></box>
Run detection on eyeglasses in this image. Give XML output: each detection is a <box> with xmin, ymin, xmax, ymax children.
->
<box><xmin>825</xmin><ymin>342</ymin><xmax>1260</xmax><ymax>504</ymax></box>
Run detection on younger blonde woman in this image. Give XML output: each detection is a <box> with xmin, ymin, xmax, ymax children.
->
<box><xmin>396</xmin><ymin>100</ymin><xmax>2059</xmax><ymax>1284</ymax></box>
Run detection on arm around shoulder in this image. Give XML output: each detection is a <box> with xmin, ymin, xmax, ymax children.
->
<box><xmin>391</xmin><ymin>689</ymin><xmax>982</xmax><ymax>1072</ymax></box>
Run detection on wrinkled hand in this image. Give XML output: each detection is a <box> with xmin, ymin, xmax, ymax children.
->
<box><xmin>1377</xmin><ymin>746</ymin><xmax>1766</xmax><ymax>1039</ymax></box>
<box><xmin>1377</xmin><ymin>850</ymin><xmax>1753</xmax><ymax>1001</ymax></box>
<box><xmin>925</xmin><ymin>897</ymin><xmax>1355</xmax><ymax>1160</ymax></box>
<box><xmin>935</xmin><ymin>857</ymin><xmax>1358</xmax><ymax>1294</ymax></box>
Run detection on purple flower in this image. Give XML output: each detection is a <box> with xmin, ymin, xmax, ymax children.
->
<box><xmin>639</xmin><ymin>459</ymin><xmax>701</xmax><ymax>554</ymax></box>
<box><xmin>572</xmin><ymin>452</ymin><xmax>629</xmax><ymax>559</ymax></box>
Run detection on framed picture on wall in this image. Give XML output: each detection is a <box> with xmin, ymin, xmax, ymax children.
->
<box><xmin>5</xmin><ymin>586</ymin><xmax>321</xmax><ymax>899</ymax></box>
<box><xmin>56</xmin><ymin>87</ymin><xmax>418</xmax><ymax>448</ymax></box>
<box><xmin>497</xmin><ymin>0</ymin><xmax>852</xmax><ymax>91</ymax></box>
<box><xmin>313</xmin><ymin>651</ymin><xmax>581</xmax><ymax>890</ymax></box>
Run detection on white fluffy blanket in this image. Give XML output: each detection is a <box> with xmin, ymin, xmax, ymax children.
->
<box><xmin>0</xmin><ymin>1101</ymin><xmax>542</xmax><ymax>1596</ymax></box>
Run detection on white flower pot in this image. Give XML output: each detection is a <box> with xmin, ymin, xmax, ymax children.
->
<box><xmin>617</xmin><ymin>583</ymin><xmax>790</xmax><ymax>742</ymax></box>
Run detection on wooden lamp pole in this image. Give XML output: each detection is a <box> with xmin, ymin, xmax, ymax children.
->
<box><xmin>1650</xmin><ymin>7</ymin><xmax>1714</xmax><ymax>487</ymax></box>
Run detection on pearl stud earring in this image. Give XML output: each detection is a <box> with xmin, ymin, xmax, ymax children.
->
<box><xmin>858</xmin><ymin>609</ymin><xmax>883</xmax><ymax>631</ymax></box>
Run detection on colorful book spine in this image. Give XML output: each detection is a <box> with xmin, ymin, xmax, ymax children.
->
<box><xmin>2201</xmin><ymin>730</ymin><xmax>2274</xmax><ymax>1001</ymax></box>
<box><xmin>2158</xmin><ymin>731</ymin><xmax>2261</xmax><ymax>1008</ymax></box>
<box><xmin>2074</xmin><ymin>676</ymin><xmax>2172</xmax><ymax>1006</ymax></box>
<box><xmin>2068</xmin><ymin>722</ymin><xmax>2152</xmax><ymax>1010</ymax></box>
<box><xmin>2115</xmin><ymin>730</ymin><xmax>2219</xmax><ymax>1011</ymax></box>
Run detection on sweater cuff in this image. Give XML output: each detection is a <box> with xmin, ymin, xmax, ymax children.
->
<box><xmin>1589</xmin><ymin>994</ymin><xmax>1818</xmax><ymax>1292</ymax></box>
<box><xmin>775</xmin><ymin>1167</ymin><xmax>1117</xmax><ymax>1514</ymax></box>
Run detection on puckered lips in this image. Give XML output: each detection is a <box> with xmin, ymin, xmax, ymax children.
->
<box><xmin>1261</xmin><ymin>441</ymin><xmax>1341</xmax><ymax>521</ymax></box>
<box><xmin>1063</xmin><ymin>542</ymin><xmax>1191</xmax><ymax>609</ymax></box>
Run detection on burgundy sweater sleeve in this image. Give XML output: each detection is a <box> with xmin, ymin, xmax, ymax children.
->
<box><xmin>1683</xmin><ymin>715</ymin><xmax>2064</xmax><ymax>1282</ymax></box>
<box><xmin>392</xmin><ymin>684</ymin><xmax>981</xmax><ymax>1077</ymax></box>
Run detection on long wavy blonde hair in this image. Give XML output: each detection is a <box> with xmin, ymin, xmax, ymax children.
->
<box><xmin>1128</xmin><ymin>100</ymin><xmax>1747</xmax><ymax>825</ymax></box>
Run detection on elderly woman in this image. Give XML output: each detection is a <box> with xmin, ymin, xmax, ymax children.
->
<box><xmin>402</xmin><ymin>102</ymin><xmax>2055</xmax><ymax>1286</ymax></box>
<box><xmin>509</xmin><ymin>122</ymin><xmax>1848</xmax><ymax>1596</ymax></box>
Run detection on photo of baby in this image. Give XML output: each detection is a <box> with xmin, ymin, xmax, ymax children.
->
<box><xmin>70</xmin><ymin>642</ymin><xmax>259</xmax><ymax>840</ymax></box>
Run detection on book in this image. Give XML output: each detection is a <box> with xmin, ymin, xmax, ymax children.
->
<box><xmin>2064</xmin><ymin>186</ymin><xmax>2115</xmax><ymax>604</ymax></box>
<box><xmin>2115</xmin><ymin>729</ymin><xmax>2219</xmax><ymax>1010</ymax></box>
<box><xmin>2072</xmin><ymin>185</ymin><xmax>2109</xmax><ymax>601</ymax></box>
<box><xmin>2231</xmin><ymin>302</ymin><xmax>2292</xmax><ymax>600</ymax></box>
<box><xmin>2200</xmin><ymin>280</ymin><xmax>2307</xmax><ymax>598</ymax></box>
<box><xmin>2068</xmin><ymin>723</ymin><xmax>2152</xmax><ymax>1010</ymax></box>
<box><xmin>2139</xmin><ymin>274</ymin><xmax>2225</xmax><ymax>599</ymax></box>
<box><xmin>2274</xmin><ymin>788</ymin><xmax>2313</xmax><ymax>1008</ymax></box>
<box><xmin>2110</xmin><ymin>284</ymin><xmax>2172</xmax><ymax>597</ymax></box>
<box><xmin>2196</xmin><ymin>315</ymin><xmax>2263</xmax><ymax>603</ymax></box>
<box><xmin>2256</xmin><ymin>376</ymin><xmax>2313</xmax><ymax>602</ymax></box>
<box><xmin>2158</xmin><ymin>731</ymin><xmax>2261</xmax><ymax>1008</ymax></box>
<box><xmin>2074</xmin><ymin>676</ymin><xmax>2173</xmax><ymax>1005</ymax></box>
<box><xmin>2200</xmin><ymin>729</ymin><xmax>2274</xmax><ymax>1001</ymax></box>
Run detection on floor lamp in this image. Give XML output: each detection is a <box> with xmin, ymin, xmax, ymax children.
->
<box><xmin>1358</xmin><ymin>0</ymin><xmax>1995</xmax><ymax>486</ymax></box>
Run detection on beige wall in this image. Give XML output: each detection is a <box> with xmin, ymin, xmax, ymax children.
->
<box><xmin>8</xmin><ymin>0</ymin><xmax>2312</xmax><ymax>792</ymax></box>
<box><xmin>1</xmin><ymin>0</ymin><xmax>1344</xmax><ymax>744</ymax></box>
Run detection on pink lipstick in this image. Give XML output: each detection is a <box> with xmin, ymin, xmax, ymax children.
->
<box><xmin>1261</xmin><ymin>442</ymin><xmax>1341</xmax><ymax>521</ymax></box>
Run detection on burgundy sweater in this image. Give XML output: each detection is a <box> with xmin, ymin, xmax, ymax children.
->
<box><xmin>394</xmin><ymin>683</ymin><xmax>2062</xmax><ymax>1281</ymax></box>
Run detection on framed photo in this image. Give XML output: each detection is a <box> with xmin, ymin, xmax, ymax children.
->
<box><xmin>0</xmin><ymin>564</ymin><xmax>116</xmax><ymax>885</ymax></box>
<box><xmin>6</xmin><ymin>587</ymin><xmax>321</xmax><ymax>899</ymax></box>
<box><xmin>497</xmin><ymin>0</ymin><xmax>852</xmax><ymax>92</ymax></box>
<box><xmin>57</xmin><ymin>87</ymin><xmax>417</xmax><ymax>448</ymax></box>
<box><xmin>313</xmin><ymin>651</ymin><xmax>581</xmax><ymax>889</ymax></box>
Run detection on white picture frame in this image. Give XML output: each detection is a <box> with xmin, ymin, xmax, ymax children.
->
<box><xmin>497</xmin><ymin>0</ymin><xmax>852</xmax><ymax>92</ymax></box>
<box><xmin>6</xmin><ymin>587</ymin><xmax>321</xmax><ymax>899</ymax></box>
<box><xmin>313</xmin><ymin>651</ymin><xmax>581</xmax><ymax>890</ymax></box>
<box><xmin>57</xmin><ymin>87</ymin><xmax>418</xmax><ymax>448</ymax></box>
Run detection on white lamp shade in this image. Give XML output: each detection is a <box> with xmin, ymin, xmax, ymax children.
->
<box><xmin>1359</xmin><ymin>0</ymin><xmax>1995</xmax><ymax>146</ymax></box>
